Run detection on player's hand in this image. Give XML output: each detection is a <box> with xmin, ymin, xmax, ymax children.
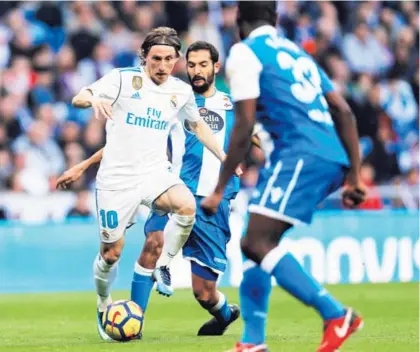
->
<box><xmin>235</xmin><ymin>165</ymin><xmax>243</xmax><ymax>177</ymax></box>
<box><xmin>91</xmin><ymin>97</ymin><xmax>113</xmax><ymax>120</ymax></box>
<box><xmin>56</xmin><ymin>164</ymin><xmax>86</xmax><ymax>190</ymax></box>
<box><xmin>201</xmin><ymin>191</ymin><xmax>223</xmax><ymax>215</ymax></box>
<box><xmin>341</xmin><ymin>171</ymin><xmax>367</xmax><ymax>208</ymax></box>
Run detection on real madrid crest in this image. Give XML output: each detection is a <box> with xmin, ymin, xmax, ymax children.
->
<box><xmin>170</xmin><ymin>95</ymin><xmax>178</xmax><ymax>108</ymax></box>
<box><xmin>132</xmin><ymin>76</ymin><xmax>142</xmax><ymax>90</ymax></box>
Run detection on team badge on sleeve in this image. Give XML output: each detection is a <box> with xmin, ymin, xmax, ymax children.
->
<box><xmin>132</xmin><ymin>76</ymin><xmax>142</xmax><ymax>90</ymax></box>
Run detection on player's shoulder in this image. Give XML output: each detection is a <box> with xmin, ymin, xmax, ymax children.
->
<box><xmin>118</xmin><ymin>66</ymin><xmax>143</xmax><ymax>74</ymax></box>
<box><xmin>209</xmin><ymin>90</ymin><xmax>234</xmax><ymax>110</ymax></box>
<box><xmin>166</xmin><ymin>76</ymin><xmax>193</xmax><ymax>95</ymax></box>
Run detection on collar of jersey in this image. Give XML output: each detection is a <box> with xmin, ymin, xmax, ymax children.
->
<box><xmin>248</xmin><ymin>25</ymin><xmax>277</xmax><ymax>39</ymax></box>
<box><xmin>143</xmin><ymin>70</ymin><xmax>170</xmax><ymax>90</ymax></box>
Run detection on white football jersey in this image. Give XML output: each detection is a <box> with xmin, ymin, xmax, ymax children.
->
<box><xmin>87</xmin><ymin>67</ymin><xmax>201</xmax><ymax>190</ymax></box>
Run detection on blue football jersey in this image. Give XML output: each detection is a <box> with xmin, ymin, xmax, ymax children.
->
<box><xmin>227</xmin><ymin>25</ymin><xmax>349</xmax><ymax>167</ymax></box>
<box><xmin>169</xmin><ymin>90</ymin><xmax>239</xmax><ymax>200</ymax></box>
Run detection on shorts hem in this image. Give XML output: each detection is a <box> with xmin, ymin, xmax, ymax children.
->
<box><xmin>183</xmin><ymin>256</ymin><xmax>224</xmax><ymax>275</ymax></box>
<box><xmin>99</xmin><ymin>232</ymin><xmax>125</xmax><ymax>244</ymax></box>
<box><xmin>248</xmin><ymin>205</ymin><xmax>307</xmax><ymax>226</ymax></box>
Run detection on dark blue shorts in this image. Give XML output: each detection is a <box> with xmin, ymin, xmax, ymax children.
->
<box><xmin>248</xmin><ymin>154</ymin><xmax>346</xmax><ymax>225</ymax></box>
<box><xmin>144</xmin><ymin>196</ymin><xmax>231</xmax><ymax>275</ymax></box>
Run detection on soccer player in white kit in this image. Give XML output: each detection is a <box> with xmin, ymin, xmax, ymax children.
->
<box><xmin>69</xmin><ymin>27</ymin><xmax>226</xmax><ymax>339</ymax></box>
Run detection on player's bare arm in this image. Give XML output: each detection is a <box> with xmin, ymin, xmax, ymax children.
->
<box><xmin>56</xmin><ymin>148</ymin><xmax>104</xmax><ymax>189</ymax></box>
<box><xmin>325</xmin><ymin>91</ymin><xmax>367</xmax><ymax>207</ymax></box>
<box><xmin>201</xmin><ymin>98</ymin><xmax>256</xmax><ymax>214</ymax></box>
<box><xmin>188</xmin><ymin>119</ymin><xmax>226</xmax><ymax>162</ymax></box>
<box><xmin>72</xmin><ymin>89</ymin><xmax>113</xmax><ymax>120</ymax></box>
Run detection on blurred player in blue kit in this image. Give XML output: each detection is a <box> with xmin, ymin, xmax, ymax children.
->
<box><xmin>202</xmin><ymin>2</ymin><xmax>367</xmax><ymax>352</ymax></box>
<box><xmin>57</xmin><ymin>40</ymin><xmax>255</xmax><ymax>337</ymax></box>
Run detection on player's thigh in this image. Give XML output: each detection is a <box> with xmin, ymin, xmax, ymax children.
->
<box><xmin>183</xmin><ymin>199</ymin><xmax>230</xmax><ymax>275</ymax></box>
<box><xmin>96</xmin><ymin>188</ymin><xmax>141</xmax><ymax>244</ymax></box>
<box><xmin>153</xmin><ymin>183</ymin><xmax>196</xmax><ymax>215</ymax></box>
<box><xmin>144</xmin><ymin>211</ymin><xmax>169</xmax><ymax>236</ymax></box>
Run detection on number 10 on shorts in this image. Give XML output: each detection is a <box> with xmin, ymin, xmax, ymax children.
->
<box><xmin>99</xmin><ymin>209</ymin><xmax>119</xmax><ymax>229</ymax></box>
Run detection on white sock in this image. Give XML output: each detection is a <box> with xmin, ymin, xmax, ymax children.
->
<box><xmin>93</xmin><ymin>254</ymin><xmax>118</xmax><ymax>312</ymax></box>
<box><xmin>156</xmin><ymin>213</ymin><xmax>195</xmax><ymax>268</ymax></box>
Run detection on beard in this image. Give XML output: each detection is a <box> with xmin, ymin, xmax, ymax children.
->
<box><xmin>188</xmin><ymin>69</ymin><xmax>215</xmax><ymax>94</ymax></box>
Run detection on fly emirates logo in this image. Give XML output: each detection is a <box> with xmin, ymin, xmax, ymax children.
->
<box><xmin>126</xmin><ymin>108</ymin><xmax>168</xmax><ymax>131</ymax></box>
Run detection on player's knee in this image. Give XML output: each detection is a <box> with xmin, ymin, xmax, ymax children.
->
<box><xmin>194</xmin><ymin>290</ymin><xmax>216</xmax><ymax>310</ymax></box>
<box><xmin>241</xmin><ymin>236</ymin><xmax>264</xmax><ymax>264</ymax></box>
<box><xmin>193</xmin><ymin>280</ymin><xmax>218</xmax><ymax>307</ymax></box>
<box><xmin>101</xmin><ymin>244</ymin><xmax>122</xmax><ymax>265</ymax></box>
<box><xmin>171</xmin><ymin>212</ymin><xmax>195</xmax><ymax>229</ymax></box>
<box><xmin>177</xmin><ymin>201</ymin><xmax>196</xmax><ymax>217</ymax></box>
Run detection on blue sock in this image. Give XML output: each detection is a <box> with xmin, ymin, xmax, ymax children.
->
<box><xmin>261</xmin><ymin>249</ymin><xmax>345</xmax><ymax>320</ymax></box>
<box><xmin>210</xmin><ymin>292</ymin><xmax>232</xmax><ymax>323</ymax></box>
<box><xmin>240</xmin><ymin>261</ymin><xmax>272</xmax><ymax>345</ymax></box>
<box><xmin>130</xmin><ymin>263</ymin><xmax>154</xmax><ymax>314</ymax></box>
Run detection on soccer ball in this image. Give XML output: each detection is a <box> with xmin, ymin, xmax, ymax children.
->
<box><xmin>102</xmin><ymin>300</ymin><xmax>144</xmax><ymax>341</ymax></box>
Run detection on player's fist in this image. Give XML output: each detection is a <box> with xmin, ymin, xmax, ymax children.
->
<box><xmin>201</xmin><ymin>191</ymin><xmax>223</xmax><ymax>215</ymax></box>
<box><xmin>56</xmin><ymin>164</ymin><xmax>86</xmax><ymax>190</ymax></box>
<box><xmin>91</xmin><ymin>98</ymin><xmax>113</xmax><ymax>120</ymax></box>
<box><xmin>341</xmin><ymin>171</ymin><xmax>367</xmax><ymax>208</ymax></box>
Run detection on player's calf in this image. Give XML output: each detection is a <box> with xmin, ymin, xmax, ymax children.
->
<box><xmin>192</xmin><ymin>267</ymin><xmax>240</xmax><ymax>336</ymax></box>
<box><xmin>132</xmin><ymin>231</ymin><xmax>164</xmax><ymax>311</ymax></box>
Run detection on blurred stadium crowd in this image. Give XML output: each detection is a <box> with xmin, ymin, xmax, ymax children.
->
<box><xmin>0</xmin><ymin>1</ymin><xmax>418</xmax><ymax>220</ymax></box>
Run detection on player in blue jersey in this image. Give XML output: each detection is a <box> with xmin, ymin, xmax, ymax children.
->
<box><xmin>202</xmin><ymin>2</ymin><xmax>367</xmax><ymax>352</ymax></box>
<box><xmin>57</xmin><ymin>41</ymin><xmax>249</xmax><ymax>336</ymax></box>
<box><xmin>138</xmin><ymin>41</ymin><xmax>242</xmax><ymax>336</ymax></box>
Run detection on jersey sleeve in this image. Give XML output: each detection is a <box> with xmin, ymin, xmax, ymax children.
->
<box><xmin>179</xmin><ymin>89</ymin><xmax>201</xmax><ymax>122</ymax></box>
<box><xmin>318</xmin><ymin>66</ymin><xmax>335</xmax><ymax>94</ymax></box>
<box><xmin>226</xmin><ymin>42</ymin><xmax>263</xmax><ymax>102</ymax></box>
<box><xmin>86</xmin><ymin>69</ymin><xmax>121</xmax><ymax>102</ymax></box>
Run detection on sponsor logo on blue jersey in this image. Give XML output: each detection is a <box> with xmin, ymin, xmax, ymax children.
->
<box><xmin>184</xmin><ymin>108</ymin><xmax>225</xmax><ymax>134</ymax></box>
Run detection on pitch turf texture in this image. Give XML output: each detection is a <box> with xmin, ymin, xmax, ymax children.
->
<box><xmin>1</xmin><ymin>283</ymin><xmax>418</xmax><ymax>352</ymax></box>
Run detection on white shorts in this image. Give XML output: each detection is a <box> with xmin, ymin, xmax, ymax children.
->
<box><xmin>96</xmin><ymin>171</ymin><xmax>183</xmax><ymax>243</ymax></box>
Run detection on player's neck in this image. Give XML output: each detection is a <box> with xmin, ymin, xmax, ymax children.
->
<box><xmin>200</xmin><ymin>84</ymin><xmax>217</xmax><ymax>98</ymax></box>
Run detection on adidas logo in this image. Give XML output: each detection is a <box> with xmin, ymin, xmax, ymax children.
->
<box><xmin>131</xmin><ymin>92</ymin><xmax>141</xmax><ymax>99</ymax></box>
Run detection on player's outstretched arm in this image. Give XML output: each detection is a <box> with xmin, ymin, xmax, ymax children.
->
<box><xmin>56</xmin><ymin>148</ymin><xmax>104</xmax><ymax>189</ymax></box>
<box><xmin>72</xmin><ymin>89</ymin><xmax>113</xmax><ymax>120</ymax></box>
<box><xmin>326</xmin><ymin>91</ymin><xmax>367</xmax><ymax>207</ymax></box>
<box><xmin>201</xmin><ymin>98</ymin><xmax>256</xmax><ymax>214</ymax></box>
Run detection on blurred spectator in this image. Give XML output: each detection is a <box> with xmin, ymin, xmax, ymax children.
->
<box><xmin>0</xmin><ymin>147</ymin><xmax>13</xmax><ymax>189</ymax></box>
<box><xmin>66</xmin><ymin>189</ymin><xmax>93</xmax><ymax>218</ymax></box>
<box><xmin>11</xmin><ymin>120</ymin><xmax>65</xmax><ymax>195</ymax></box>
<box><xmin>343</xmin><ymin>20</ymin><xmax>392</xmax><ymax>75</ymax></box>
<box><xmin>358</xmin><ymin>162</ymin><xmax>384</xmax><ymax>210</ymax></box>
<box><xmin>188</xmin><ymin>2</ymin><xmax>225</xmax><ymax>64</ymax></box>
<box><xmin>77</xmin><ymin>41</ymin><xmax>114</xmax><ymax>89</ymax></box>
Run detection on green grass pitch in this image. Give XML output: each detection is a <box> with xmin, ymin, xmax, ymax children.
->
<box><xmin>0</xmin><ymin>283</ymin><xmax>418</xmax><ymax>352</ymax></box>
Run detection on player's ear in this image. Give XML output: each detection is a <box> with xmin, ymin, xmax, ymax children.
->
<box><xmin>214</xmin><ymin>62</ymin><xmax>221</xmax><ymax>74</ymax></box>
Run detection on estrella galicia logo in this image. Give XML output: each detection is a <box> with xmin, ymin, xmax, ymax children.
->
<box><xmin>184</xmin><ymin>108</ymin><xmax>225</xmax><ymax>134</ymax></box>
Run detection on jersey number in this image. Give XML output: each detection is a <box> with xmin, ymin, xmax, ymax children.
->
<box><xmin>99</xmin><ymin>209</ymin><xmax>119</xmax><ymax>229</ymax></box>
<box><xmin>276</xmin><ymin>52</ymin><xmax>333</xmax><ymax>125</ymax></box>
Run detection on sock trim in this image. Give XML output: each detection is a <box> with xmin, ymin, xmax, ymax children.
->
<box><xmin>260</xmin><ymin>246</ymin><xmax>286</xmax><ymax>274</ymax></box>
<box><xmin>210</xmin><ymin>292</ymin><xmax>226</xmax><ymax>313</ymax></box>
<box><xmin>96</xmin><ymin>254</ymin><xmax>118</xmax><ymax>272</ymax></box>
<box><xmin>134</xmin><ymin>262</ymin><xmax>153</xmax><ymax>276</ymax></box>
<box><xmin>243</xmin><ymin>260</ymin><xmax>257</xmax><ymax>272</ymax></box>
